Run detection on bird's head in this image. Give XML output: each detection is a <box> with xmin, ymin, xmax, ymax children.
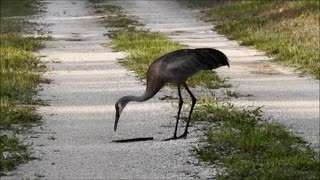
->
<box><xmin>114</xmin><ymin>97</ymin><xmax>129</xmax><ymax>132</ymax></box>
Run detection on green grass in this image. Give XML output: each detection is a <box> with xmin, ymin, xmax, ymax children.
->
<box><xmin>187</xmin><ymin>0</ymin><xmax>320</xmax><ymax>78</ymax></box>
<box><xmin>0</xmin><ymin>33</ymin><xmax>46</xmax><ymax>124</ymax></box>
<box><xmin>103</xmin><ymin>15</ymin><xmax>143</xmax><ymax>29</ymax></box>
<box><xmin>1</xmin><ymin>0</ymin><xmax>44</xmax><ymax>17</ymax></box>
<box><xmin>109</xmin><ymin>28</ymin><xmax>185</xmax><ymax>80</ymax></box>
<box><xmin>0</xmin><ymin>0</ymin><xmax>47</xmax><ymax>173</ymax></box>
<box><xmin>92</xmin><ymin>3</ymin><xmax>121</xmax><ymax>14</ymax></box>
<box><xmin>0</xmin><ymin>98</ymin><xmax>40</xmax><ymax>129</ymax></box>
<box><xmin>0</xmin><ymin>34</ymin><xmax>44</xmax><ymax>172</ymax></box>
<box><xmin>0</xmin><ymin>135</ymin><xmax>30</xmax><ymax>172</ymax></box>
<box><xmin>93</xmin><ymin>3</ymin><xmax>142</xmax><ymax>29</ymax></box>
<box><xmin>190</xmin><ymin>97</ymin><xmax>320</xmax><ymax>179</ymax></box>
<box><xmin>226</xmin><ymin>90</ymin><xmax>240</xmax><ymax>98</ymax></box>
<box><xmin>1</xmin><ymin>0</ymin><xmax>45</xmax><ymax>33</ymax></box>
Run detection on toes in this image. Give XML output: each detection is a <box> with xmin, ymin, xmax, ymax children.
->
<box><xmin>162</xmin><ymin>136</ymin><xmax>177</xmax><ymax>141</ymax></box>
<box><xmin>177</xmin><ymin>132</ymin><xmax>188</xmax><ymax>139</ymax></box>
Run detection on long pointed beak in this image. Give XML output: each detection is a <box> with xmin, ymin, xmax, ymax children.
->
<box><xmin>114</xmin><ymin>113</ymin><xmax>120</xmax><ymax>132</ymax></box>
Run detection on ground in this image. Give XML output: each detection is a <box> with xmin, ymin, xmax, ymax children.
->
<box><xmin>3</xmin><ymin>0</ymin><xmax>319</xmax><ymax>179</ymax></box>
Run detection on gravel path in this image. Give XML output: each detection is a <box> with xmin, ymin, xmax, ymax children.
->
<box><xmin>6</xmin><ymin>0</ymin><xmax>319</xmax><ymax>179</ymax></box>
<box><xmin>5</xmin><ymin>0</ymin><xmax>215</xmax><ymax>179</ymax></box>
<box><xmin>112</xmin><ymin>0</ymin><xmax>319</xmax><ymax>151</ymax></box>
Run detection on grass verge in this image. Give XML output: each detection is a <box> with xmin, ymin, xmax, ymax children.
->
<box><xmin>182</xmin><ymin>0</ymin><xmax>320</xmax><ymax>78</ymax></box>
<box><xmin>0</xmin><ymin>0</ymin><xmax>45</xmax><ymax>34</ymax></box>
<box><xmin>191</xmin><ymin>97</ymin><xmax>320</xmax><ymax>179</ymax></box>
<box><xmin>93</xmin><ymin>2</ymin><xmax>230</xmax><ymax>89</ymax></box>
<box><xmin>0</xmin><ymin>0</ymin><xmax>47</xmax><ymax>173</ymax></box>
<box><xmin>0</xmin><ymin>135</ymin><xmax>30</xmax><ymax>174</ymax></box>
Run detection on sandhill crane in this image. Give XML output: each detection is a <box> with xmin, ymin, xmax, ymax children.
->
<box><xmin>114</xmin><ymin>48</ymin><xmax>229</xmax><ymax>141</ymax></box>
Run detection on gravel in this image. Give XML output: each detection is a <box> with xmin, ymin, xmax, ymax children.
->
<box><xmin>5</xmin><ymin>0</ymin><xmax>319</xmax><ymax>179</ymax></box>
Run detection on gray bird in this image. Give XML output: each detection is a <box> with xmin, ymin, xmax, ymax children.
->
<box><xmin>114</xmin><ymin>48</ymin><xmax>229</xmax><ymax>140</ymax></box>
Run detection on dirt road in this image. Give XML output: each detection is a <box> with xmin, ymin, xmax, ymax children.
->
<box><xmin>6</xmin><ymin>0</ymin><xmax>214</xmax><ymax>179</ymax></box>
<box><xmin>6</xmin><ymin>0</ymin><xmax>319</xmax><ymax>179</ymax></box>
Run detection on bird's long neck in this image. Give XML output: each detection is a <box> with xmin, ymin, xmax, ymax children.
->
<box><xmin>120</xmin><ymin>91</ymin><xmax>155</xmax><ymax>105</ymax></box>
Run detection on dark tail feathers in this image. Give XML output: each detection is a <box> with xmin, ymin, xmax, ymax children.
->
<box><xmin>195</xmin><ymin>48</ymin><xmax>230</xmax><ymax>69</ymax></box>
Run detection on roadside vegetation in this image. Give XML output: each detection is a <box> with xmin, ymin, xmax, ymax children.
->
<box><xmin>91</xmin><ymin>1</ymin><xmax>320</xmax><ymax>179</ymax></box>
<box><xmin>189</xmin><ymin>97</ymin><xmax>319</xmax><ymax>179</ymax></box>
<box><xmin>0</xmin><ymin>0</ymin><xmax>48</xmax><ymax>173</ymax></box>
<box><xmin>182</xmin><ymin>0</ymin><xmax>320</xmax><ymax>78</ymax></box>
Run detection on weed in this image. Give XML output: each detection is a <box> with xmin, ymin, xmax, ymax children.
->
<box><xmin>0</xmin><ymin>0</ymin><xmax>43</xmax><ymax>17</ymax></box>
<box><xmin>226</xmin><ymin>90</ymin><xmax>240</xmax><ymax>98</ymax></box>
<box><xmin>188</xmin><ymin>71</ymin><xmax>231</xmax><ymax>89</ymax></box>
<box><xmin>92</xmin><ymin>2</ymin><xmax>121</xmax><ymax>14</ymax></box>
<box><xmin>0</xmin><ymin>33</ymin><xmax>47</xmax><ymax>51</ymax></box>
<box><xmin>0</xmin><ymin>135</ymin><xmax>30</xmax><ymax>172</ymax></box>
<box><xmin>0</xmin><ymin>98</ymin><xmax>41</xmax><ymax>130</ymax></box>
<box><xmin>103</xmin><ymin>15</ymin><xmax>143</xmax><ymax>29</ymax></box>
<box><xmin>191</xmin><ymin>97</ymin><xmax>320</xmax><ymax>179</ymax></box>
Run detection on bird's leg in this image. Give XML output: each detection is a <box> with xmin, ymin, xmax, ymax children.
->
<box><xmin>177</xmin><ymin>83</ymin><xmax>197</xmax><ymax>139</ymax></box>
<box><xmin>163</xmin><ymin>85</ymin><xmax>183</xmax><ymax>141</ymax></box>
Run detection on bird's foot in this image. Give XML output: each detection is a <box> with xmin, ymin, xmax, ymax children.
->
<box><xmin>162</xmin><ymin>136</ymin><xmax>178</xmax><ymax>141</ymax></box>
<box><xmin>177</xmin><ymin>131</ymin><xmax>188</xmax><ymax>139</ymax></box>
<box><xmin>162</xmin><ymin>131</ymin><xmax>188</xmax><ymax>141</ymax></box>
